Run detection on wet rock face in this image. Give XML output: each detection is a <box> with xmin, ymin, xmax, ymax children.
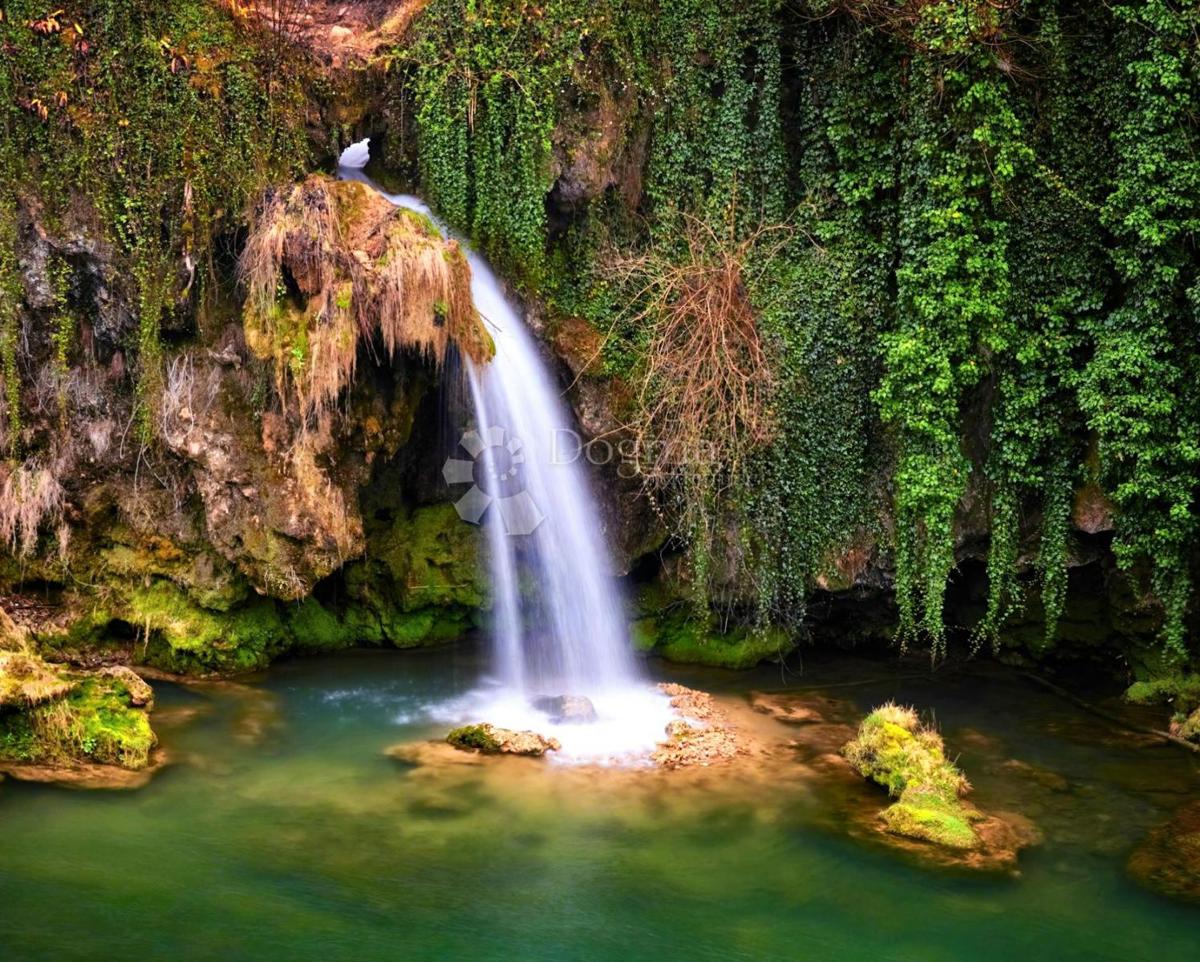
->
<box><xmin>16</xmin><ymin>196</ymin><xmax>134</xmax><ymax>357</ymax></box>
<box><xmin>159</xmin><ymin>351</ymin><xmax>370</xmax><ymax>600</ymax></box>
<box><xmin>1128</xmin><ymin>800</ymin><xmax>1200</xmax><ymax>905</ymax></box>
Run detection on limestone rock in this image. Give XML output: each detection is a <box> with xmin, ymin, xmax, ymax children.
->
<box><xmin>98</xmin><ymin>665</ymin><xmax>155</xmax><ymax>708</ymax></box>
<box><xmin>532</xmin><ymin>694</ymin><xmax>597</xmax><ymax>724</ymax></box>
<box><xmin>446</xmin><ymin>723</ymin><xmax>561</xmax><ymax>757</ymax></box>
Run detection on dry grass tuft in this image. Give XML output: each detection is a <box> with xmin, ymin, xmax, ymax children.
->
<box><xmin>0</xmin><ymin>458</ymin><xmax>65</xmax><ymax>558</ymax></box>
<box><xmin>240</xmin><ymin>176</ymin><xmax>488</xmax><ymax>425</ymax></box>
<box><xmin>0</xmin><ymin>651</ymin><xmax>74</xmax><ymax>708</ymax></box>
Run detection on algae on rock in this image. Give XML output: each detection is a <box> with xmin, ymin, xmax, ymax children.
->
<box><xmin>0</xmin><ymin>649</ymin><xmax>156</xmax><ymax>772</ymax></box>
<box><xmin>843</xmin><ymin>704</ymin><xmax>982</xmax><ymax>850</ymax></box>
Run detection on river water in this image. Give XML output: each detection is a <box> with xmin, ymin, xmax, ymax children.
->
<box><xmin>0</xmin><ymin>647</ymin><xmax>1196</xmax><ymax>961</ymax></box>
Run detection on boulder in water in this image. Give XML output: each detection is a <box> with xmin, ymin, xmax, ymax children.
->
<box><xmin>446</xmin><ymin>723</ymin><xmax>561</xmax><ymax>757</ymax></box>
<box><xmin>843</xmin><ymin>703</ymin><xmax>981</xmax><ymax>849</ymax></box>
<box><xmin>532</xmin><ymin>694</ymin><xmax>598</xmax><ymax>724</ymax></box>
<box><xmin>1128</xmin><ymin>800</ymin><xmax>1200</xmax><ymax>904</ymax></box>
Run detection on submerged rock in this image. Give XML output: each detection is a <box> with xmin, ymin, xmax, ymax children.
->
<box><xmin>1128</xmin><ymin>800</ymin><xmax>1200</xmax><ymax>905</ymax></box>
<box><xmin>532</xmin><ymin>694</ymin><xmax>598</xmax><ymax>724</ymax></box>
<box><xmin>749</xmin><ymin>691</ymin><xmax>827</xmax><ymax>725</ymax></box>
<box><xmin>446</xmin><ymin>724</ymin><xmax>561</xmax><ymax>757</ymax></box>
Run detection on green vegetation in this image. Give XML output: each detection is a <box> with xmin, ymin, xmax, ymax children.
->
<box><xmin>122</xmin><ymin>579</ymin><xmax>288</xmax><ymax>674</ymax></box>
<box><xmin>0</xmin><ymin>664</ymin><xmax>155</xmax><ymax>770</ymax></box>
<box><xmin>402</xmin><ymin>0</ymin><xmax>1200</xmax><ymax>662</ymax></box>
<box><xmin>632</xmin><ymin>609</ymin><xmax>792</xmax><ymax>670</ymax></box>
<box><xmin>0</xmin><ymin>0</ymin><xmax>309</xmax><ymax>441</ymax></box>
<box><xmin>2</xmin><ymin>0</ymin><xmax>1198</xmax><ymax>674</ymax></box>
<box><xmin>446</xmin><ymin>723</ymin><xmax>502</xmax><ymax>752</ymax></box>
<box><xmin>843</xmin><ymin>703</ymin><xmax>981</xmax><ymax>850</ymax></box>
<box><xmin>1127</xmin><ymin>674</ymin><xmax>1200</xmax><ymax>742</ymax></box>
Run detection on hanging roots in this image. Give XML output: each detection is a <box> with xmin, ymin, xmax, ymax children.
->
<box><xmin>0</xmin><ymin>457</ymin><xmax>65</xmax><ymax>558</ymax></box>
<box><xmin>610</xmin><ymin>213</ymin><xmax>784</xmax><ymax>488</ymax></box>
<box><xmin>239</xmin><ymin>175</ymin><xmax>490</xmax><ymax>424</ymax></box>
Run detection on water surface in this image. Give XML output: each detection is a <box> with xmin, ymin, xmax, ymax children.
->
<box><xmin>1</xmin><ymin>647</ymin><xmax>1197</xmax><ymax>961</ymax></box>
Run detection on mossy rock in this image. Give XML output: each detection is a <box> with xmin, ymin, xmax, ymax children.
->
<box><xmin>285</xmin><ymin>598</ymin><xmax>359</xmax><ymax>652</ymax></box>
<box><xmin>632</xmin><ymin>610</ymin><xmax>792</xmax><ymax>669</ymax></box>
<box><xmin>382</xmin><ymin>606</ymin><xmax>472</xmax><ymax>647</ymax></box>
<box><xmin>286</xmin><ymin>595</ymin><xmax>473</xmax><ymax>652</ymax></box>
<box><xmin>844</xmin><ymin>704</ymin><xmax>981</xmax><ymax>850</ymax></box>
<box><xmin>1125</xmin><ymin>674</ymin><xmax>1200</xmax><ymax>716</ymax></box>
<box><xmin>0</xmin><ymin>670</ymin><xmax>155</xmax><ymax>771</ymax></box>
<box><xmin>882</xmin><ymin>787</ymin><xmax>982</xmax><ymax>850</ymax></box>
<box><xmin>446</xmin><ymin>723</ymin><xmax>560</xmax><ymax>756</ymax></box>
<box><xmin>121</xmin><ymin>580</ymin><xmax>288</xmax><ymax>674</ymax></box>
<box><xmin>446</xmin><ymin>724</ymin><xmax>502</xmax><ymax>752</ymax></box>
<box><xmin>372</xmin><ymin>504</ymin><xmax>486</xmax><ymax>611</ymax></box>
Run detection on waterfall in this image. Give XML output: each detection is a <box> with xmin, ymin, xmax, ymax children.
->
<box><xmin>340</xmin><ymin>144</ymin><xmax>669</xmax><ymax>760</ymax></box>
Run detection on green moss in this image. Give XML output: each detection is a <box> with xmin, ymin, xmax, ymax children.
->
<box><xmin>1126</xmin><ymin>675</ymin><xmax>1200</xmax><ymax>715</ymax></box>
<box><xmin>374</xmin><ymin>504</ymin><xmax>486</xmax><ymax>611</ymax></box>
<box><xmin>285</xmin><ymin>598</ymin><xmax>357</xmax><ymax>652</ymax></box>
<box><xmin>0</xmin><ymin>674</ymin><xmax>155</xmax><ymax>770</ymax></box>
<box><xmin>881</xmin><ymin>787</ymin><xmax>981</xmax><ymax>850</ymax></box>
<box><xmin>1</xmin><ymin>0</ymin><xmax>310</xmax><ymax>441</ymax></box>
<box><xmin>284</xmin><ymin>593</ymin><xmax>473</xmax><ymax>654</ymax></box>
<box><xmin>59</xmin><ymin>677</ymin><xmax>156</xmax><ymax>769</ymax></box>
<box><xmin>633</xmin><ymin>608</ymin><xmax>792</xmax><ymax>669</ymax></box>
<box><xmin>446</xmin><ymin>724</ymin><xmax>501</xmax><ymax>752</ymax></box>
<box><xmin>0</xmin><ymin>715</ymin><xmax>37</xmax><ymax>762</ymax></box>
<box><xmin>123</xmin><ymin>580</ymin><xmax>286</xmax><ymax>674</ymax></box>
<box><xmin>844</xmin><ymin>703</ymin><xmax>980</xmax><ymax>850</ymax></box>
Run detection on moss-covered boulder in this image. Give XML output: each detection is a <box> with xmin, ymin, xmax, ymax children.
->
<box><xmin>843</xmin><ymin>704</ymin><xmax>982</xmax><ymax>850</ymax></box>
<box><xmin>0</xmin><ymin>652</ymin><xmax>156</xmax><ymax>772</ymax></box>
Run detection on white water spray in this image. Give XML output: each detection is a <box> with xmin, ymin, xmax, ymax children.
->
<box><xmin>339</xmin><ymin>142</ymin><xmax>670</xmax><ymax>761</ymax></box>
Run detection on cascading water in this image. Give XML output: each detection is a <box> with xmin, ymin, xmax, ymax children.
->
<box><xmin>339</xmin><ymin>142</ymin><xmax>670</xmax><ymax>761</ymax></box>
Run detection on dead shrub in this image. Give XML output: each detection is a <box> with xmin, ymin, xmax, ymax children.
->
<box><xmin>610</xmin><ymin>213</ymin><xmax>784</xmax><ymax>488</ymax></box>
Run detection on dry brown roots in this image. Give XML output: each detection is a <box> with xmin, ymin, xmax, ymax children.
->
<box><xmin>609</xmin><ymin>213</ymin><xmax>784</xmax><ymax>490</ymax></box>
